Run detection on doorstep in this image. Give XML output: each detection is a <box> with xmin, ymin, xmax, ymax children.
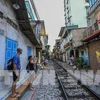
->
<box><xmin>6</xmin><ymin>74</ymin><xmax>37</xmax><ymax>100</ymax></box>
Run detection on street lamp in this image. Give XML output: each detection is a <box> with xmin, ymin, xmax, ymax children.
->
<box><xmin>13</xmin><ymin>4</ymin><xmax>20</xmax><ymax>10</ymax></box>
<box><xmin>13</xmin><ymin>0</ymin><xmax>20</xmax><ymax>10</ymax></box>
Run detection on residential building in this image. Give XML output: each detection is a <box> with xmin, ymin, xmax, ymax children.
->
<box><xmin>40</xmin><ymin>21</ymin><xmax>48</xmax><ymax>59</ymax></box>
<box><xmin>0</xmin><ymin>0</ymin><xmax>43</xmax><ymax>99</ymax></box>
<box><xmin>45</xmin><ymin>45</ymin><xmax>51</xmax><ymax>59</ymax></box>
<box><xmin>25</xmin><ymin>0</ymin><xmax>40</xmax><ymax>20</ymax></box>
<box><xmin>53</xmin><ymin>39</ymin><xmax>62</xmax><ymax>60</ymax></box>
<box><xmin>81</xmin><ymin>0</ymin><xmax>100</xmax><ymax>70</ymax></box>
<box><xmin>58</xmin><ymin>27</ymin><xmax>66</xmax><ymax>62</ymax></box>
<box><xmin>40</xmin><ymin>21</ymin><xmax>48</xmax><ymax>50</ymax></box>
<box><xmin>64</xmin><ymin>0</ymin><xmax>87</xmax><ymax>27</ymax></box>
<box><xmin>58</xmin><ymin>26</ymin><xmax>87</xmax><ymax>63</ymax></box>
<box><xmin>62</xmin><ymin>0</ymin><xmax>88</xmax><ymax>63</ymax></box>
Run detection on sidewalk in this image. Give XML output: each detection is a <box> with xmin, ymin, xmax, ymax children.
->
<box><xmin>0</xmin><ymin>71</ymin><xmax>36</xmax><ymax>100</ymax></box>
<box><xmin>21</xmin><ymin>60</ymin><xmax>64</xmax><ymax>100</ymax></box>
<box><xmin>6</xmin><ymin>73</ymin><xmax>37</xmax><ymax>100</ymax></box>
<box><xmin>55</xmin><ymin>60</ymin><xmax>100</xmax><ymax>97</ymax></box>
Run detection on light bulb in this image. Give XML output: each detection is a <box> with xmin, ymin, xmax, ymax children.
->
<box><xmin>13</xmin><ymin>4</ymin><xmax>20</xmax><ymax>10</ymax></box>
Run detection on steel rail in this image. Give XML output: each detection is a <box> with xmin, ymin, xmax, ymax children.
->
<box><xmin>55</xmin><ymin>71</ymin><xmax>68</xmax><ymax>100</ymax></box>
<box><xmin>53</xmin><ymin>59</ymin><xmax>100</xmax><ymax>100</ymax></box>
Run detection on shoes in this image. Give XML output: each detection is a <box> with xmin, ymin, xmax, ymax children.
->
<box><xmin>30</xmin><ymin>87</ymin><xmax>34</xmax><ymax>91</ymax></box>
<box><xmin>11</xmin><ymin>93</ymin><xmax>20</xmax><ymax>98</ymax></box>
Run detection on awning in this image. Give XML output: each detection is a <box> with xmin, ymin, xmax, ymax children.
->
<box><xmin>82</xmin><ymin>30</ymin><xmax>100</xmax><ymax>42</ymax></box>
<box><xmin>65</xmin><ymin>25</ymin><xmax>78</xmax><ymax>30</ymax></box>
<box><xmin>11</xmin><ymin>0</ymin><xmax>40</xmax><ymax>46</ymax></box>
<box><xmin>62</xmin><ymin>25</ymin><xmax>78</xmax><ymax>39</ymax></box>
<box><xmin>58</xmin><ymin>27</ymin><xmax>65</xmax><ymax>37</ymax></box>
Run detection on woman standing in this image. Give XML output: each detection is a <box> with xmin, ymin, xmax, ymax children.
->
<box><xmin>27</xmin><ymin>56</ymin><xmax>37</xmax><ymax>91</ymax></box>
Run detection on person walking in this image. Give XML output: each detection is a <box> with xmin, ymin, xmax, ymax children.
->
<box><xmin>27</xmin><ymin>56</ymin><xmax>37</xmax><ymax>91</ymax></box>
<box><xmin>11</xmin><ymin>48</ymin><xmax>22</xmax><ymax>98</ymax></box>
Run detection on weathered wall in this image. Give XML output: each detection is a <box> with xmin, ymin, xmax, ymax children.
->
<box><xmin>89</xmin><ymin>40</ymin><xmax>100</xmax><ymax>70</ymax></box>
<box><xmin>0</xmin><ymin>0</ymin><xmax>36</xmax><ymax>70</ymax></box>
<box><xmin>72</xmin><ymin>28</ymin><xmax>87</xmax><ymax>47</ymax></box>
<box><xmin>68</xmin><ymin>0</ymin><xmax>87</xmax><ymax>27</ymax></box>
<box><xmin>87</xmin><ymin>5</ymin><xmax>100</xmax><ymax>26</ymax></box>
<box><xmin>0</xmin><ymin>0</ymin><xmax>36</xmax><ymax>99</ymax></box>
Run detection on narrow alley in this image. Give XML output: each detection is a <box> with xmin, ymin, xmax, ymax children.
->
<box><xmin>0</xmin><ymin>0</ymin><xmax>100</xmax><ymax>100</ymax></box>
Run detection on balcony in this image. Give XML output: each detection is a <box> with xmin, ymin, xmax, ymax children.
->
<box><xmin>11</xmin><ymin>0</ymin><xmax>41</xmax><ymax>46</ymax></box>
<box><xmin>87</xmin><ymin>0</ymin><xmax>100</xmax><ymax>15</ymax></box>
<box><xmin>82</xmin><ymin>22</ymin><xmax>100</xmax><ymax>42</ymax></box>
<box><xmin>62</xmin><ymin>25</ymin><xmax>78</xmax><ymax>39</ymax></box>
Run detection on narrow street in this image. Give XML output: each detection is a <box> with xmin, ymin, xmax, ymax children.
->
<box><xmin>20</xmin><ymin>60</ymin><xmax>100</xmax><ymax>100</ymax></box>
<box><xmin>21</xmin><ymin>61</ymin><xmax>65</xmax><ymax>100</ymax></box>
<box><xmin>0</xmin><ymin>0</ymin><xmax>100</xmax><ymax>100</ymax></box>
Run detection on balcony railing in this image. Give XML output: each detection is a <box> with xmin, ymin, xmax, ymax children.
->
<box><xmin>87</xmin><ymin>0</ymin><xmax>100</xmax><ymax>15</ymax></box>
<box><xmin>83</xmin><ymin>22</ymin><xmax>99</xmax><ymax>39</ymax></box>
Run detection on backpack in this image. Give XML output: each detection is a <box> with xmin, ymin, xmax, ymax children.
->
<box><xmin>26</xmin><ymin>62</ymin><xmax>30</xmax><ymax>73</ymax></box>
<box><xmin>7</xmin><ymin>57</ymin><xmax>14</xmax><ymax>71</ymax></box>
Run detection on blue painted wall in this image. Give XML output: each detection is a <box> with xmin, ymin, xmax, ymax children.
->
<box><xmin>89</xmin><ymin>0</ymin><xmax>97</xmax><ymax>7</ymax></box>
<box><xmin>5</xmin><ymin>38</ymin><xmax>17</xmax><ymax>70</ymax></box>
<box><xmin>79</xmin><ymin>48</ymin><xmax>89</xmax><ymax>65</ymax></box>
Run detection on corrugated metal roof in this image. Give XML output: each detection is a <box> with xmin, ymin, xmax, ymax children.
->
<box><xmin>11</xmin><ymin>0</ymin><xmax>40</xmax><ymax>46</ymax></box>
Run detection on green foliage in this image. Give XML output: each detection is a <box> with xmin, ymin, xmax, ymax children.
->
<box><xmin>74</xmin><ymin>57</ymin><xmax>84</xmax><ymax>69</ymax></box>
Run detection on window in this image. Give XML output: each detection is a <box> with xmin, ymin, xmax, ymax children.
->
<box><xmin>92</xmin><ymin>0</ymin><xmax>96</xmax><ymax>4</ymax></box>
<box><xmin>89</xmin><ymin>0</ymin><xmax>92</xmax><ymax>7</ymax></box>
<box><xmin>89</xmin><ymin>0</ymin><xmax>97</xmax><ymax>7</ymax></box>
<box><xmin>25</xmin><ymin>1</ymin><xmax>35</xmax><ymax>20</ymax></box>
<box><xmin>27</xmin><ymin>46</ymin><xmax>32</xmax><ymax>56</ymax></box>
<box><xmin>5</xmin><ymin>38</ymin><xmax>17</xmax><ymax>69</ymax></box>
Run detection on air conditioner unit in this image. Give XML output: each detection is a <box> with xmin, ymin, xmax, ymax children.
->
<box><xmin>85</xmin><ymin>2</ymin><xmax>89</xmax><ymax>8</ymax></box>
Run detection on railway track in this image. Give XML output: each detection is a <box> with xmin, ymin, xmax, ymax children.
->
<box><xmin>21</xmin><ymin>61</ymin><xmax>66</xmax><ymax>100</ymax></box>
<box><xmin>53</xmin><ymin>60</ymin><xmax>100</xmax><ymax>100</ymax></box>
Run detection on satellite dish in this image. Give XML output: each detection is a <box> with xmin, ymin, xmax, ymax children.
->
<box><xmin>13</xmin><ymin>4</ymin><xmax>20</xmax><ymax>10</ymax></box>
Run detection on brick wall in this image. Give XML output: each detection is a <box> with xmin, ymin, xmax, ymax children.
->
<box><xmin>89</xmin><ymin>40</ymin><xmax>100</xmax><ymax>70</ymax></box>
